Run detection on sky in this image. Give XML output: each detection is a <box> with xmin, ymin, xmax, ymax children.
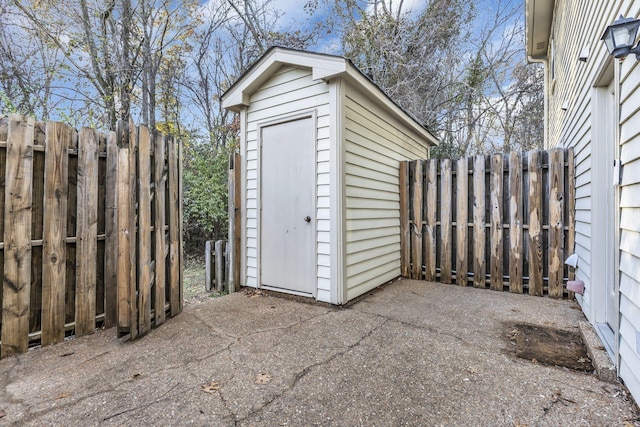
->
<box><xmin>198</xmin><ymin>0</ymin><xmax>458</xmax><ymax>53</ymax></box>
<box><xmin>197</xmin><ymin>0</ymin><xmax>520</xmax><ymax>54</ymax></box>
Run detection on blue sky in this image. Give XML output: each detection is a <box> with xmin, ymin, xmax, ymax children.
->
<box><xmin>256</xmin><ymin>0</ymin><xmax>522</xmax><ymax>53</ymax></box>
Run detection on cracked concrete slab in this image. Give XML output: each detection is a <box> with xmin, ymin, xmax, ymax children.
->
<box><xmin>1</xmin><ymin>279</ymin><xmax>638</xmax><ymax>426</ymax></box>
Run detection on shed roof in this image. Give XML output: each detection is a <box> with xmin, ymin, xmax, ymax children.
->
<box><xmin>221</xmin><ymin>47</ymin><xmax>438</xmax><ymax>146</ymax></box>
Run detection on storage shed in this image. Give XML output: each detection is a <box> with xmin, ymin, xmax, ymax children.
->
<box><xmin>222</xmin><ymin>47</ymin><xmax>438</xmax><ymax>304</ymax></box>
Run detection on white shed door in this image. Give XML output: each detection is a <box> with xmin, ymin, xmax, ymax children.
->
<box><xmin>260</xmin><ymin>117</ymin><xmax>315</xmax><ymax>295</ymax></box>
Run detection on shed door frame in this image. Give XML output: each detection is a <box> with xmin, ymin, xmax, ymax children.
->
<box><xmin>256</xmin><ymin>110</ymin><xmax>318</xmax><ymax>297</ymax></box>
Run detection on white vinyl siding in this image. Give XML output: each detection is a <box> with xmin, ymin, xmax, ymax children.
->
<box><xmin>547</xmin><ymin>0</ymin><xmax>617</xmax><ymax>312</ymax></box>
<box><xmin>618</xmin><ymin>55</ymin><xmax>640</xmax><ymax>402</ymax></box>
<box><xmin>244</xmin><ymin>66</ymin><xmax>331</xmax><ymax>301</ymax></box>
<box><xmin>546</xmin><ymin>0</ymin><xmax>640</xmax><ymax>404</ymax></box>
<box><xmin>342</xmin><ymin>83</ymin><xmax>428</xmax><ymax>301</ymax></box>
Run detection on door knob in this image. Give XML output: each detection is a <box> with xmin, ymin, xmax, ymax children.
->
<box><xmin>304</xmin><ymin>216</ymin><xmax>311</xmax><ymax>223</ymax></box>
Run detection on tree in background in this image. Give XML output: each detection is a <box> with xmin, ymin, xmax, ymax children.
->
<box><xmin>177</xmin><ymin>0</ymin><xmax>321</xmax><ymax>250</ymax></box>
<box><xmin>338</xmin><ymin>0</ymin><xmax>473</xmax><ymax>133</ymax></box>
<box><xmin>334</xmin><ymin>0</ymin><xmax>544</xmax><ymax>158</ymax></box>
<box><xmin>0</xmin><ymin>0</ymin><xmax>544</xmax><ymax>253</ymax></box>
<box><xmin>0</xmin><ymin>1</ymin><xmax>72</xmax><ymax>119</ymax></box>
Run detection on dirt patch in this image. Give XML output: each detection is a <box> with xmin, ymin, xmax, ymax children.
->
<box><xmin>506</xmin><ymin>323</ymin><xmax>593</xmax><ymax>372</ymax></box>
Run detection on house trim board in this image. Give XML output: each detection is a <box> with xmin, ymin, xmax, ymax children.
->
<box><xmin>240</xmin><ymin>108</ymin><xmax>247</xmax><ymax>288</ymax></box>
<box><xmin>329</xmin><ymin>78</ymin><xmax>346</xmax><ymax>305</ymax></box>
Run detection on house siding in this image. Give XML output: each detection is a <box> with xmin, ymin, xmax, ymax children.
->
<box><xmin>619</xmin><ymin>55</ymin><xmax>640</xmax><ymax>402</ymax></box>
<box><xmin>244</xmin><ymin>65</ymin><xmax>332</xmax><ymax>302</ymax></box>
<box><xmin>342</xmin><ymin>83</ymin><xmax>428</xmax><ymax>301</ymax></box>
<box><xmin>545</xmin><ymin>0</ymin><xmax>640</xmax><ymax>404</ymax></box>
<box><xmin>547</xmin><ymin>0</ymin><xmax>616</xmax><ymax>313</ymax></box>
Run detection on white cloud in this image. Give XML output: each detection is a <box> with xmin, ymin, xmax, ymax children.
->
<box><xmin>365</xmin><ymin>0</ymin><xmax>427</xmax><ymax>17</ymax></box>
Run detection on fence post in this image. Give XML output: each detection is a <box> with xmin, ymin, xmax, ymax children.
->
<box><xmin>224</xmin><ymin>241</ymin><xmax>230</xmax><ymax>292</ymax></box>
<box><xmin>228</xmin><ymin>152</ymin><xmax>241</xmax><ymax>293</ymax></box>
<box><xmin>215</xmin><ymin>240</ymin><xmax>224</xmax><ymax>292</ymax></box>
<box><xmin>205</xmin><ymin>240</ymin><xmax>213</xmax><ymax>291</ymax></box>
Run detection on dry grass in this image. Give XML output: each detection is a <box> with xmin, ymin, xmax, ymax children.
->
<box><xmin>183</xmin><ymin>256</ymin><xmax>226</xmax><ymax>303</ymax></box>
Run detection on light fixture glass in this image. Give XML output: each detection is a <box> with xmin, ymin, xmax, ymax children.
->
<box><xmin>601</xmin><ymin>15</ymin><xmax>640</xmax><ymax>59</ymax></box>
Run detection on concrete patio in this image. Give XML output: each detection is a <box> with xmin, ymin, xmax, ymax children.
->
<box><xmin>1</xmin><ymin>279</ymin><xmax>638</xmax><ymax>426</ymax></box>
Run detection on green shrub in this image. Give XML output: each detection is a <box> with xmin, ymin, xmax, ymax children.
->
<box><xmin>183</xmin><ymin>142</ymin><xmax>235</xmax><ymax>255</ymax></box>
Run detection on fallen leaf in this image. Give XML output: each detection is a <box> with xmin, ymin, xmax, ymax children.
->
<box><xmin>254</xmin><ymin>373</ymin><xmax>272</xmax><ymax>385</ymax></box>
<box><xmin>55</xmin><ymin>392</ymin><xmax>71</xmax><ymax>400</ymax></box>
<box><xmin>0</xmin><ymin>409</ymin><xmax>6</xmax><ymax>418</ymax></box>
<box><xmin>245</xmin><ymin>289</ymin><xmax>264</xmax><ymax>297</ymax></box>
<box><xmin>201</xmin><ymin>381</ymin><xmax>220</xmax><ymax>393</ymax></box>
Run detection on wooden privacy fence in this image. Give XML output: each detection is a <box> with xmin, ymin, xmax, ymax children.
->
<box><xmin>400</xmin><ymin>148</ymin><xmax>575</xmax><ymax>298</ymax></box>
<box><xmin>0</xmin><ymin>114</ymin><xmax>183</xmax><ymax>358</ymax></box>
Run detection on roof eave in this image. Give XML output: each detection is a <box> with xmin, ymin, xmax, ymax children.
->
<box><xmin>221</xmin><ymin>47</ymin><xmax>438</xmax><ymax>147</ymax></box>
<box><xmin>526</xmin><ymin>0</ymin><xmax>556</xmax><ymax>61</ymax></box>
<box><xmin>221</xmin><ymin>47</ymin><xmax>348</xmax><ymax>111</ymax></box>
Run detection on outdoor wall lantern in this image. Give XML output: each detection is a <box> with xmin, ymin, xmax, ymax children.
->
<box><xmin>601</xmin><ymin>15</ymin><xmax>640</xmax><ymax>59</ymax></box>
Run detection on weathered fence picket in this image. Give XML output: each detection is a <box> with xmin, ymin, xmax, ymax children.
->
<box><xmin>440</xmin><ymin>159</ymin><xmax>452</xmax><ymax>284</ymax></box>
<box><xmin>411</xmin><ymin>161</ymin><xmax>423</xmax><ymax>280</ymax></box>
<box><xmin>508</xmin><ymin>151</ymin><xmax>523</xmax><ymax>293</ymax></box>
<box><xmin>205</xmin><ymin>240</ymin><xmax>233</xmax><ymax>293</ymax></box>
<box><xmin>1</xmin><ymin>115</ymin><xmax>34</xmax><ymax>356</ymax></box>
<box><xmin>228</xmin><ymin>152</ymin><xmax>241</xmax><ymax>293</ymax></box>
<box><xmin>473</xmin><ymin>155</ymin><xmax>486</xmax><ymax>288</ymax></box>
<box><xmin>490</xmin><ymin>154</ymin><xmax>503</xmax><ymax>291</ymax></box>
<box><xmin>0</xmin><ymin>115</ymin><xmax>183</xmax><ymax>358</ymax></box>
<box><xmin>425</xmin><ymin>161</ymin><xmax>437</xmax><ymax>281</ymax></box>
<box><xmin>401</xmin><ymin>148</ymin><xmax>575</xmax><ymax>299</ymax></box>
<box><xmin>455</xmin><ymin>157</ymin><xmax>468</xmax><ymax>287</ymax></box>
<box><xmin>42</xmin><ymin>122</ymin><xmax>70</xmax><ymax>346</ymax></box>
<box><xmin>399</xmin><ymin>161</ymin><xmax>410</xmax><ymax>278</ymax></box>
<box><xmin>528</xmin><ymin>150</ymin><xmax>544</xmax><ymax>296</ymax></box>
